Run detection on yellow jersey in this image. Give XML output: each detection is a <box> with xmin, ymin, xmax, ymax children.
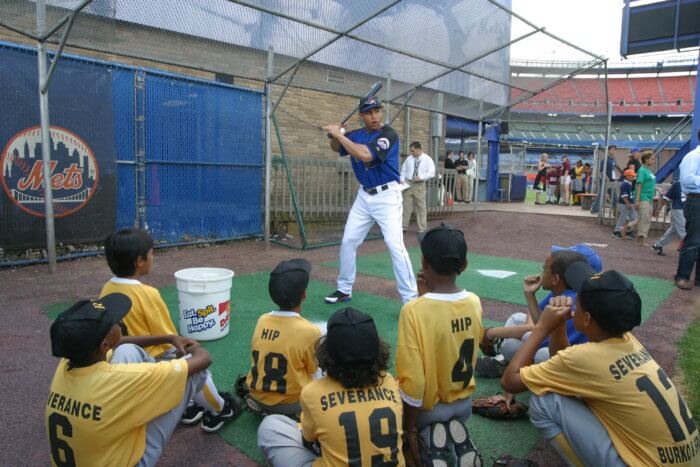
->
<box><xmin>521</xmin><ymin>333</ymin><xmax>699</xmax><ymax>466</ymax></box>
<box><xmin>100</xmin><ymin>278</ymin><xmax>177</xmax><ymax>357</ymax></box>
<box><xmin>396</xmin><ymin>291</ymin><xmax>483</xmax><ymax>410</ymax></box>
<box><xmin>301</xmin><ymin>373</ymin><xmax>404</xmax><ymax>466</ymax></box>
<box><xmin>45</xmin><ymin>357</ymin><xmax>188</xmax><ymax>467</ymax></box>
<box><xmin>246</xmin><ymin>311</ymin><xmax>321</xmax><ymax>406</ymax></box>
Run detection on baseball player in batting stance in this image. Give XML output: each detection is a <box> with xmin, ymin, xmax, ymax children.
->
<box><xmin>322</xmin><ymin>95</ymin><xmax>417</xmax><ymax>304</ymax></box>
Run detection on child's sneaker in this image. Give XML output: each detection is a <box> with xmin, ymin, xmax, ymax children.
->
<box><xmin>181</xmin><ymin>403</ymin><xmax>205</xmax><ymax>424</ymax></box>
<box><xmin>324</xmin><ymin>290</ymin><xmax>351</xmax><ymax>304</ymax></box>
<box><xmin>651</xmin><ymin>244</ymin><xmax>665</xmax><ymax>256</ymax></box>
<box><xmin>447</xmin><ymin>418</ymin><xmax>482</xmax><ymax>467</ymax></box>
<box><xmin>611</xmin><ymin>231</ymin><xmax>623</xmax><ymax>239</ymax></box>
<box><xmin>427</xmin><ymin>422</ymin><xmax>451</xmax><ymax>467</ymax></box>
<box><xmin>201</xmin><ymin>392</ymin><xmax>242</xmax><ymax>433</ymax></box>
<box><xmin>475</xmin><ymin>355</ymin><xmax>507</xmax><ymax>378</ymax></box>
<box><xmin>624</xmin><ymin>229</ymin><xmax>636</xmax><ymax>240</ymax></box>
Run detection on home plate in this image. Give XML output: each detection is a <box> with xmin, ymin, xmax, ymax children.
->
<box><xmin>475</xmin><ymin>269</ymin><xmax>517</xmax><ymax>279</ymax></box>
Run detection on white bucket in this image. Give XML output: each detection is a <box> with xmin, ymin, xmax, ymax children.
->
<box><xmin>175</xmin><ymin>268</ymin><xmax>234</xmax><ymax>341</ymax></box>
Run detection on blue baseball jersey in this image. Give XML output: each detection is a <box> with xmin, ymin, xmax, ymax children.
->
<box><xmin>538</xmin><ymin>290</ymin><xmax>588</xmax><ymax>348</ymax></box>
<box><xmin>338</xmin><ymin>126</ymin><xmax>400</xmax><ymax>189</ymax></box>
<box><xmin>664</xmin><ymin>181</ymin><xmax>684</xmax><ymax>210</ymax></box>
<box><xmin>618</xmin><ymin>179</ymin><xmax>634</xmax><ymax>204</ymax></box>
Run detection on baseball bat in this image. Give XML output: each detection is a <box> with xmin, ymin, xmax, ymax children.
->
<box><xmin>327</xmin><ymin>81</ymin><xmax>383</xmax><ymax>138</ymax></box>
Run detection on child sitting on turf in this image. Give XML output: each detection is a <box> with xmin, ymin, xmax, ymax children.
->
<box><xmin>501</xmin><ymin>263</ymin><xmax>698</xmax><ymax>466</ymax></box>
<box><xmin>46</xmin><ymin>293</ymin><xmax>214</xmax><ymax>466</ymax></box>
<box><xmin>612</xmin><ymin>169</ymin><xmax>638</xmax><ymax>239</ymax></box>
<box><xmin>100</xmin><ymin>228</ymin><xmax>240</xmax><ymax>433</ymax></box>
<box><xmin>397</xmin><ymin>223</ymin><xmax>483</xmax><ymax>466</ymax></box>
<box><xmin>258</xmin><ymin>307</ymin><xmax>405</xmax><ymax>466</ymax></box>
<box><xmin>236</xmin><ymin>258</ymin><xmax>321</xmax><ymax>419</ymax></box>
<box><xmin>476</xmin><ymin>244</ymin><xmax>601</xmax><ymax>378</ymax></box>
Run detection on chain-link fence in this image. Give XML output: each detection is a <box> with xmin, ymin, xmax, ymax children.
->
<box><xmin>0</xmin><ymin>42</ymin><xmax>264</xmax><ymax>266</ymax></box>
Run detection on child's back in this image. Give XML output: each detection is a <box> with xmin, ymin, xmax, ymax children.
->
<box><xmin>101</xmin><ymin>229</ymin><xmax>176</xmax><ymax>358</ymax></box>
<box><xmin>247</xmin><ymin>311</ymin><xmax>320</xmax><ymax>405</ymax></box>
<box><xmin>397</xmin><ymin>291</ymin><xmax>483</xmax><ymax>409</ymax></box>
<box><xmin>100</xmin><ymin>279</ymin><xmax>176</xmax><ymax>357</ymax></box>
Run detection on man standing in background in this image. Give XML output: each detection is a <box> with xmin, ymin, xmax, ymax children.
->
<box><xmin>454</xmin><ymin>151</ymin><xmax>469</xmax><ymax>202</ymax></box>
<box><xmin>674</xmin><ymin>130</ymin><xmax>700</xmax><ymax>290</ymax></box>
<box><xmin>401</xmin><ymin>141</ymin><xmax>436</xmax><ymax>234</ymax></box>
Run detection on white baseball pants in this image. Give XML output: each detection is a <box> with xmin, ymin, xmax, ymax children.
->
<box><xmin>337</xmin><ymin>184</ymin><xmax>417</xmax><ymax>303</ymax></box>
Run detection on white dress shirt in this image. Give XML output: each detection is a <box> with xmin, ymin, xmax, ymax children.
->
<box><xmin>401</xmin><ymin>153</ymin><xmax>436</xmax><ymax>183</ymax></box>
<box><xmin>680</xmin><ymin>144</ymin><xmax>700</xmax><ymax>194</ymax></box>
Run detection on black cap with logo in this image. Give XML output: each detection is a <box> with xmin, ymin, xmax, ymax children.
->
<box><xmin>50</xmin><ymin>293</ymin><xmax>132</xmax><ymax>362</ymax></box>
<box><xmin>359</xmin><ymin>95</ymin><xmax>383</xmax><ymax>113</ymax></box>
<box><xmin>419</xmin><ymin>223</ymin><xmax>467</xmax><ymax>275</ymax></box>
<box><xmin>268</xmin><ymin>258</ymin><xmax>311</xmax><ymax>310</ymax></box>
<box><xmin>564</xmin><ymin>262</ymin><xmax>642</xmax><ymax>334</ymax></box>
<box><xmin>327</xmin><ymin>307</ymin><xmax>380</xmax><ymax>364</ymax></box>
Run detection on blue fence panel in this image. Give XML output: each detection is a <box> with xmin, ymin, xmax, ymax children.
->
<box><xmin>112</xmin><ymin>69</ymin><xmax>137</xmax><ymax>230</ymax></box>
<box><xmin>144</xmin><ymin>73</ymin><xmax>264</xmax><ymax>242</ymax></box>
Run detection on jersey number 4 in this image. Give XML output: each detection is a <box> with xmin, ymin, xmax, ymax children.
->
<box><xmin>250</xmin><ymin>350</ymin><xmax>288</xmax><ymax>394</ymax></box>
<box><xmin>48</xmin><ymin>412</ymin><xmax>76</xmax><ymax>467</ymax></box>
<box><xmin>636</xmin><ymin>368</ymin><xmax>696</xmax><ymax>442</ymax></box>
<box><xmin>339</xmin><ymin>408</ymin><xmax>399</xmax><ymax>466</ymax></box>
<box><xmin>451</xmin><ymin>339</ymin><xmax>475</xmax><ymax>389</ymax></box>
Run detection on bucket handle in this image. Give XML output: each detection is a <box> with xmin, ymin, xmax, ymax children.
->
<box><xmin>187</xmin><ymin>282</ymin><xmax>207</xmax><ymax>293</ymax></box>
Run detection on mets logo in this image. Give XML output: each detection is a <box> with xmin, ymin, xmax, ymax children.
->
<box><xmin>1</xmin><ymin>126</ymin><xmax>99</xmax><ymax>218</ymax></box>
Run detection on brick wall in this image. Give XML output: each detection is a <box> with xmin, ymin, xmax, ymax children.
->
<box><xmin>0</xmin><ymin>26</ymin><xmax>437</xmax><ymax>161</ymax></box>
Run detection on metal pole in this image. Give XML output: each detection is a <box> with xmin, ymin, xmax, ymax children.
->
<box><xmin>473</xmin><ymin>103</ymin><xmax>483</xmax><ymax>216</ymax></box>
<box><xmin>264</xmin><ymin>47</ymin><xmax>274</xmax><ymax>249</ymax></box>
<box><xmin>404</xmin><ymin>107</ymin><xmax>411</xmax><ymax>156</ymax></box>
<box><xmin>37</xmin><ymin>0</ymin><xmax>57</xmax><ymax>273</ymax></box>
<box><xmin>598</xmin><ymin>100</ymin><xmax>613</xmax><ymax>224</ymax></box>
<box><xmin>385</xmin><ymin>73</ymin><xmax>391</xmax><ymax>125</ymax></box>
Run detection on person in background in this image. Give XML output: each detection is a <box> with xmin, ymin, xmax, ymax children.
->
<box><xmin>635</xmin><ymin>151</ymin><xmax>656</xmax><ymax>246</ymax></box>
<box><xmin>454</xmin><ymin>151</ymin><xmax>469</xmax><ymax>203</ymax></box>
<box><xmin>559</xmin><ymin>156</ymin><xmax>572</xmax><ymax>206</ymax></box>
<box><xmin>466</xmin><ymin>152</ymin><xmax>477</xmax><ymax>203</ymax></box>
<box><xmin>583</xmin><ymin>163</ymin><xmax>593</xmax><ymax>193</ymax></box>
<box><xmin>652</xmin><ymin>180</ymin><xmax>686</xmax><ymax>256</ymax></box>
<box><xmin>546</xmin><ymin>166</ymin><xmax>560</xmax><ymax>205</ymax></box>
<box><xmin>444</xmin><ymin>151</ymin><xmax>456</xmax><ymax>170</ymax></box>
<box><xmin>401</xmin><ymin>141</ymin><xmax>436</xmax><ymax>234</ymax></box>
<box><xmin>591</xmin><ymin>145</ymin><xmax>623</xmax><ymax>214</ymax></box>
<box><xmin>675</xmin><ymin>129</ymin><xmax>700</xmax><ymax>290</ymax></box>
<box><xmin>612</xmin><ymin>169</ymin><xmax>638</xmax><ymax>240</ymax></box>
<box><xmin>533</xmin><ymin>153</ymin><xmax>548</xmax><ymax>205</ymax></box>
<box><xmin>572</xmin><ymin>160</ymin><xmax>584</xmax><ymax>205</ymax></box>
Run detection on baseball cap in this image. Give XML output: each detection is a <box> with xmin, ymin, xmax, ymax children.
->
<box><xmin>623</xmin><ymin>169</ymin><xmax>636</xmax><ymax>178</ymax></box>
<box><xmin>50</xmin><ymin>294</ymin><xmax>132</xmax><ymax>362</ymax></box>
<box><xmin>269</xmin><ymin>258</ymin><xmax>311</xmax><ymax>310</ymax></box>
<box><xmin>551</xmin><ymin>244</ymin><xmax>602</xmax><ymax>273</ymax></box>
<box><xmin>326</xmin><ymin>307</ymin><xmax>379</xmax><ymax>364</ymax></box>
<box><xmin>359</xmin><ymin>95</ymin><xmax>383</xmax><ymax>113</ymax></box>
<box><xmin>419</xmin><ymin>223</ymin><xmax>467</xmax><ymax>275</ymax></box>
<box><xmin>630</xmin><ymin>147</ymin><xmax>641</xmax><ymax>153</ymax></box>
<box><xmin>564</xmin><ymin>262</ymin><xmax>642</xmax><ymax>334</ymax></box>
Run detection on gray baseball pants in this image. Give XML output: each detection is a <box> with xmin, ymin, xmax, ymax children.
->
<box><xmin>655</xmin><ymin>209</ymin><xmax>686</xmax><ymax>248</ymax></box>
<box><xmin>500</xmin><ymin>312</ymin><xmax>550</xmax><ymax>364</ymax></box>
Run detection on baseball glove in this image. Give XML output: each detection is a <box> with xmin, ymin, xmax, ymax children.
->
<box><xmin>480</xmin><ymin>328</ymin><xmax>503</xmax><ymax>357</ymax></box>
<box><xmin>472</xmin><ymin>395</ymin><xmax>528</xmax><ymax>420</ymax></box>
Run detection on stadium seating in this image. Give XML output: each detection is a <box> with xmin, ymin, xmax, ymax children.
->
<box><xmin>511</xmin><ymin>74</ymin><xmax>696</xmax><ymax>115</ymax></box>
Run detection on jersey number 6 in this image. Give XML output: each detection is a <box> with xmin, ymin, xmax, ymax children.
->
<box><xmin>48</xmin><ymin>412</ymin><xmax>76</xmax><ymax>467</ymax></box>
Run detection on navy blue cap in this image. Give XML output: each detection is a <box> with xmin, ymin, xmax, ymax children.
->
<box><xmin>359</xmin><ymin>95</ymin><xmax>383</xmax><ymax>113</ymax></box>
<box><xmin>327</xmin><ymin>307</ymin><xmax>379</xmax><ymax>364</ymax></box>
<box><xmin>51</xmin><ymin>294</ymin><xmax>132</xmax><ymax>362</ymax></box>
<box><xmin>269</xmin><ymin>258</ymin><xmax>311</xmax><ymax>310</ymax></box>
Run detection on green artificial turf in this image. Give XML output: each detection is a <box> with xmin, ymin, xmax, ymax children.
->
<box><xmin>323</xmin><ymin>249</ymin><xmax>673</xmax><ymax>323</ymax></box>
<box><xmin>44</xmin><ymin>272</ymin><xmax>538</xmax><ymax>464</ymax></box>
<box><xmin>678</xmin><ymin>319</ymin><xmax>700</xmax><ymax>418</ymax></box>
